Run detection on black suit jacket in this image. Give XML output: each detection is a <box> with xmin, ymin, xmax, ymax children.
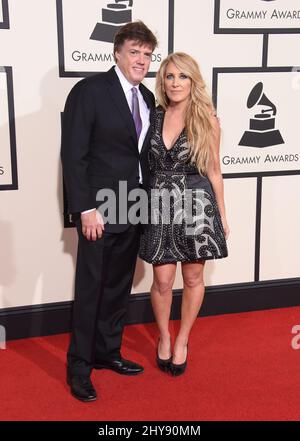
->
<box><xmin>61</xmin><ymin>67</ymin><xmax>155</xmax><ymax>232</ymax></box>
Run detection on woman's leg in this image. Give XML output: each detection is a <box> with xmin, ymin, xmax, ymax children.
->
<box><xmin>172</xmin><ymin>260</ymin><xmax>206</xmax><ymax>364</ymax></box>
<box><xmin>151</xmin><ymin>263</ymin><xmax>177</xmax><ymax>359</ymax></box>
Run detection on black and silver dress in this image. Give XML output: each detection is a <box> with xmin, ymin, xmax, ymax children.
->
<box><xmin>139</xmin><ymin>107</ymin><xmax>228</xmax><ymax>265</ymax></box>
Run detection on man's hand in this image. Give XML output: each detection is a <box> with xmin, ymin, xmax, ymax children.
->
<box><xmin>81</xmin><ymin>210</ymin><xmax>105</xmax><ymax>241</ymax></box>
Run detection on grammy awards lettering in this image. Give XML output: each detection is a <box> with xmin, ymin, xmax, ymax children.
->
<box><xmin>226</xmin><ymin>9</ymin><xmax>300</xmax><ymax>21</ymax></box>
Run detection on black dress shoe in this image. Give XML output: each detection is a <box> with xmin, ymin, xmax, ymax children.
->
<box><xmin>170</xmin><ymin>345</ymin><xmax>188</xmax><ymax>377</ymax></box>
<box><xmin>94</xmin><ymin>358</ymin><xmax>144</xmax><ymax>376</ymax></box>
<box><xmin>170</xmin><ymin>359</ymin><xmax>187</xmax><ymax>376</ymax></box>
<box><xmin>156</xmin><ymin>338</ymin><xmax>172</xmax><ymax>373</ymax></box>
<box><xmin>67</xmin><ymin>374</ymin><xmax>97</xmax><ymax>402</ymax></box>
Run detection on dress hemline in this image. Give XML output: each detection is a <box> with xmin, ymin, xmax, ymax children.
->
<box><xmin>139</xmin><ymin>252</ymin><xmax>228</xmax><ymax>265</ymax></box>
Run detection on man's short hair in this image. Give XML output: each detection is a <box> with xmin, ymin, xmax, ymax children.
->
<box><xmin>113</xmin><ymin>21</ymin><xmax>158</xmax><ymax>57</ymax></box>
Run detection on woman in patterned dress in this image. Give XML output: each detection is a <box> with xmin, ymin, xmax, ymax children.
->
<box><xmin>139</xmin><ymin>52</ymin><xmax>229</xmax><ymax>376</ymax></box>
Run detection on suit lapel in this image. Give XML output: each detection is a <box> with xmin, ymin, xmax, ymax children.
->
<box><xmin>106</xmin><ymin>67</ymin><xmax>138</xmax><ymax>149</ymax></box>
<box><xmin>105</xmin><ymin>68</ymin><xmax>154</xmax><ymax>155</ymax></box>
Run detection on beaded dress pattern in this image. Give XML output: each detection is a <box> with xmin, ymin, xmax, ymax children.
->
<box><xmin>139</xmin><ymin>107</ymin><xmax>228</xmax><ymax>265</ymax></box>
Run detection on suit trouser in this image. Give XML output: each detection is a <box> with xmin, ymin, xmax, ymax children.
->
<box><xmin>67</xmin><ymin>222</ymin><xmax>140</xmax><ymax>376</ymax></box>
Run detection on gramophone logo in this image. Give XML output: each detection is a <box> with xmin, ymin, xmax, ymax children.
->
<box><xmin>90</xmin><ymin>0</ymin><xmax>133</xmax><ymax>43</ymax></box>
<box><xmin>239</xmin><ymin>82</ymin><xmax>284</xmax><ymax>148</ymax></box>
<box><xmin>0</xmin><ymin>0</ymin><xmax>9</xmax><ymax>29</ymax></box>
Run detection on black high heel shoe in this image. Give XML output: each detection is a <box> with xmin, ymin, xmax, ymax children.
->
<box><xmin>156</xmin><ymin>338</ymin><xmax>172</xmax><ymax>373</ymax></box>
<box><xmin>170</xmin><ymin>345</ymin><xmax>188</xmax><ymax>376</ymax></box>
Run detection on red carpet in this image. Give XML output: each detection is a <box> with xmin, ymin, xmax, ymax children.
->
<box><xmin>1</xmin><ymin>306</ymin><xmax>300</xmax><ymax>421</ymax></box>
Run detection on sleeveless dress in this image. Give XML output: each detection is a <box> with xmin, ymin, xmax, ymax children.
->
<box><xmin>139</xmin><ymin>107</ymin><xmax>228</xmax><ymax>265</ymax></box>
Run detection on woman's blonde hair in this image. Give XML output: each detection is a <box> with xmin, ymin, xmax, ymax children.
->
<box><xmin>156</xmin><ymin>52</ymin><xmax>215</xmax><ymax>174</ymax></box>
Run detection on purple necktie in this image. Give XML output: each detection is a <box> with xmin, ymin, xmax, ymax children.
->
<box><xmin>131</xmin><ymin>87</ymin><xmax>142</xmax><ymax>139</ymax></box>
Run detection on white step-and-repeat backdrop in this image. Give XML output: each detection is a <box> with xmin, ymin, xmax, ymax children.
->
<box><xmin>0</xmin><ymin>0</ymin><xmax>299</xmax><ymax>309</ymax></box>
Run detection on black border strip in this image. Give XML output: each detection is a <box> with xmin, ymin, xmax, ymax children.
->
<box><xmin>214</xmin><ymin>0</ymin><xmax>300</xmax><ymax>35</ymax></box>
<box><xmin>262</xmin><ymin>34</ymin><xmax>269</xmax><ymax>68</ymax></box>
<box><xmin>56</xmin><ymin>0</ymin><xmax>65</xmax><ymax>78</ymax></box>
<box><xmin>0</xmin><ymin>0</ymin><xmax>9</xmax><ymax>29</ymax></box>
<box><xmin>0</xmin><ymin>66</ymin><xmax>18</xmax><ymax>191</ymax></box>
<box><xmin>1</xmin><ymin>279</ymin><xmax>299</xmax><ymax>341</ymax></box>
<box><xmin>56</xmin><ymin>0</ymin><xmax>174</xmax><ymax>78</ymax></box>
<box><xmin>254</xmin><ymin>176</ymin><xmax>262</xmax><ymax>281</ymax></box>
<box><xmin>168</xmin><ymin>0</ymin><xmax>174</xmax><ymax>54</ymax></box>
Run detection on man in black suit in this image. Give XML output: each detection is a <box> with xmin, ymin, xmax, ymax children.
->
<box><xmin>61</xmin><ymin>21</ymin><xmax>157</xmax><ymax>402</ymax></box>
